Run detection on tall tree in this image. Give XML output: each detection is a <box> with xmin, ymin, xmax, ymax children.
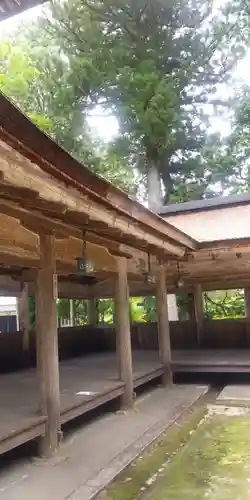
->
<box><xmin>211</xmin><ymin>87</ymin><xmax>250</xmax><ymax>194</ymax></box>
<box><xmin>0</xmin><ymin>31</ymin><xmax>136</xmax><ymax>192</ymax></box>
<box><xmin>48</xmin><ymin>0</ymin><xmax>250</xmax><ymax>208</ymax></box>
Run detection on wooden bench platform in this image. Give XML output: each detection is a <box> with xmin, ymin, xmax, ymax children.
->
<box><xmin>172</xmin><ymin>349</ymin><xmax>250</xmax><ymax>373</ymax></box>
<box><xmin>2</xmin><ymin>348</ymin><xmax>250</xmax><ymax>457</ymax></box>
<box><xmin>0</xmin><ymin>351</ymin><xmax>163</xmax><ymax>456</ymax></box>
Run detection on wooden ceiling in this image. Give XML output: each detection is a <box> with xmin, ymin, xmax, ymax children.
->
<box><xmin>0</xmin><ymin>94</ymin><xmax>196</xmax><ymax>262</ymax></box>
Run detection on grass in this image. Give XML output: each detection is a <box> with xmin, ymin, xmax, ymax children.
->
<box><xmin>95</xmin><ymin>403</ymin><xmax>207</xmax><ymax>500</ymax></box>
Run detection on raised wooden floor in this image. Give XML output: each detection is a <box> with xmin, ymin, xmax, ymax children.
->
<box><xmin>0</xmin><ymin>351</ymin><xmax>163</xmax><ymax>456</ymax></box>
<box><xmin>172</xmin><ymin>349</ymin><xmax>250</xmax><ymax>373</ymax></box>
<box><xmin>2</xmin><ymin>348</ymin><xmax>250</xmax><ymax>457</ymax></box>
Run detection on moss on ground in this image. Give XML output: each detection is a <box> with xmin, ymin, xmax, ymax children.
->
<box><xmin>95</xmin><ymin>403</ymin><xmax>207</xmax><ymax>500</ymax></box>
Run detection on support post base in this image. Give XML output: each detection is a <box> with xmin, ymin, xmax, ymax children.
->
<box><xmin>161</xmin><ymin>365</ymin><xmax>173</xmax><ymax>386</ymax></box>
<box><xmin>120</xmin><ymin>391</ymin><xmax>134</xmax><ymax>411</ymax></box>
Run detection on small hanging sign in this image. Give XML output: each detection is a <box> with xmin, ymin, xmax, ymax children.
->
<box><xmin>53</xmin><ymin>273</ymin><xmax>58</xmax><ymax>299</ymax></box>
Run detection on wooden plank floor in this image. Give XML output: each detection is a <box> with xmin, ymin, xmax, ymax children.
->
<box><xmin>172</xmin><ymin>349</ymin><xmax>250</xmax><ymax>372</ymax></box>
<box><xmin>0</xmin><ymin>350</ymin><xmax>163</xmax><ymax>455</ymax></box>
<box><xmin>2</xmin><ymin>348</ymin><xmax>250</xmax><ymax>456</ymax></box>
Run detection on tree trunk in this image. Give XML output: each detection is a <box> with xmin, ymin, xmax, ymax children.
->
<box><xmin>147</xmin><ymin>165</ymin><xmax>162</xmax><ymax>212</ymax></box>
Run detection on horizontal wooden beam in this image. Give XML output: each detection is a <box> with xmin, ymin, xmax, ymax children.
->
<box><xmin>0</xmin><ymin>200</ymin><xmax>82</xmax><ymax>240</ymax></box>
<box><xmin>0</xmin><ymin>97</ymin><xmax>196</xmax><ymax>254</ymax></box>
<box><xmin>0</xmin><ymin>132</ymin><xmax>189</xmax><ymax>256</ymax></box>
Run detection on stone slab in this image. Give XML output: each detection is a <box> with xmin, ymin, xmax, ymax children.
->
<box><xmin>218</xmin><ymin>385</ymin><xmax>250</xmax><ymax>401</ymax></box>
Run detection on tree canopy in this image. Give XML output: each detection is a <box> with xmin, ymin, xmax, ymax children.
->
<box><xmin>0</xmin><ymin>0</ymin><xmax>250</xmax><ymax>206</ymax></box>
<box><xmin>46</xmin><ymin>0</ymin><xmax>250</xmax><ymax>206</ymax></box>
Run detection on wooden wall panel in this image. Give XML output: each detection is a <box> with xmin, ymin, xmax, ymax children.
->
<box><xmin>0</xmin><ymin>319</ymin><xmax>249</xmax><ymax>374</ymax></box>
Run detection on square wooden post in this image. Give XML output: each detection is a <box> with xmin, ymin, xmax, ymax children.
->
<box><xmin>194</xmin><ymin>284</ymin><xmax>204</xmax><ymax>346</ymax></box>
<box><xmin>17</xmin><ymin>282</ymin><xmax>30</xmax><ymax>362</ymax></box>
<box><xmin>69</xmin><ymin>299</ymin><xmax>75</xmax><ymax>326</ymax></box>
<box><xmin>115</xmin><ymin>257</ymin><xmax>134</xmax><ymax>409</ymax></box>
<box><xmin>156</xmin><ymin>265</ymin><xmax>172</xmax><ymax>385</ymax></box>
<box><xmin>36</xmin><ymin>233</ymin><xmax>61</xmax><ymax>457</ymax></box>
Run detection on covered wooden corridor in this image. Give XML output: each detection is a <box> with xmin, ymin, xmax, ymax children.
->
<box><xmin>1</xmin><ymin>91</ymin><xmax>250</xmax><ymax>461</ymax></box>
<box><xmin>0</xmin><ymin>350</ymin><xmax>163</xmax><ymax>456</ymax></box>
<box><xmin>2</xmin><ymin>346</ymin><xmax>250</xmax><ymax>456</ymax></box>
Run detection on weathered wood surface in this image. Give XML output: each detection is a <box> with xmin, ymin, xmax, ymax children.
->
<box><xmin>2</xmin><ymin>347</ymin><xmax>250</xmax><ymax>456</ymax></box>
<box><xmin>0</xmin><ymin>351</ymin><xmax>162</xmax><ymax>456</ymax></box>
<box><xmin>156</xmin><ymin>265</ymin><xmax>172</xmax><ymax>384</ymax></box>
<box><xmin>172</xmin><ymin>349</ymin><xmax>250</xmax><ymax>372</ymax></box>
<box><xmin>36</xmin><ymin>233</ymin><xmax>60</xmax><ymax>456</ymax></box>
<box><xmin>115</xmin><ymin>257</ymin><xmax>133</xmax><ymax>409</ymax></box>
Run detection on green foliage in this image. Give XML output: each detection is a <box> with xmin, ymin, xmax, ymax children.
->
<box><xmin>57</xmin><ymin>299</ymin><xmax>70</xmax><ymax>319</ymax></box>
<box><xmin>47</xmin><ymin>0</ymin><xmax>250</xmax><ymax>203</ymax></box>
<box><xmin>208</xmin><ymin>88</ymin><xmax>250</xmax><ymax>195</ymax></box>
<box><xmin>95</xmin><ymin>151</ymin><xmax>137</xmax><ymax>193</ymax></box>
<box><xmin>98</xmin><ymin>299</ymin><xmax>114</xmax><ymax>323</ymax></box>
<box><xmin>1</xmin><ymin>0</ymin><xmax>250</xmax><ymax>203</ymax></box>
<box><xmin>204</xmin><ymin>290</ymin><xmax>245</xmax><ymax>319</ymax></box>
<box><xmin>75</xmin><ymin>300</ymin><xmax>88</xmax><ymax>324</ymax></box>
<box><xmin>0</xmin><ymin>41</ymin><xmax>53</xmax><ymax>132</ymax></box>
<box><xmin>0</xmin><ymin>33</ymin><xmax>135</xmax><ymax>193</ymax></box>
<box><xmin>133</xmin><ymin>296</ymin><xmax>157</xmax><ymax>322</ymax></box>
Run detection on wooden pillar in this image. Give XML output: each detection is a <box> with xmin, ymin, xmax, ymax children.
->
<box><xmin>194</xmin><ymin>284</ymin><xmax>204</xmax><ymax>346</ymax></box>
<box><xmin>36</xmin><ymin>233</ymin><xmax>61</xmax><ymax>457</ymax></box>
<box><xmin>115</xmin><ymin>257</ymin><xmax>133</xmax><ymax>409</ymax></box>
<box><xmin>69</xmin><ymin>299</ymin><xmax>75</xmax><ymax>326</ymax></box>
<box><xmin>87</xmin><ymin>298</ymin><xmax>98</xmax><ymax>325</ymax></box>
<box><xmin>129</xmin><ymin>298</ymin><xmax>133</xmax><ymax>325</ymax></box>
<box><xmin>156</xmin><ymin>265</ymin><xmax>172</xmax><ymax>385</ymax></box>
<box><xmin>244</xmin><ymin>287</ymin><xmax>250</xmax><ymax>344</ymax></box>
<box><xmin>18</xmin><ymin>282</ymin><xmax>30</xmax><ymax>360</ymax></box>
<box><xmin>244</xmin><ymin>287</ymin><xmax>250</xmax><ymax>318</ymax></box>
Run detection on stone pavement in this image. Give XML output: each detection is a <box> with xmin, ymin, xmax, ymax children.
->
<box><xmin>0</xmin><ymin>384</ymin><xmax>207</xmax><ymax>500</ymax></box>
<box><xmin>218</xmin><ymin>384</ymin><xmax>250</xmax><ymax>401</ymax></box>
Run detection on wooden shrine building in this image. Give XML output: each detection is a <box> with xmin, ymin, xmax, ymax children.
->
<box><xmin>1</xmin><ymin>92</ymin><xmax>250</xmax><ymax>458</ymax></box>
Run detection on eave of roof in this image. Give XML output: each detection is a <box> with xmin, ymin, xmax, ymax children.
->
<box><xmin>0</xmin><ymin>0</ymin><xmax>44</xmax><ymax>21</ymax></box>
<box><xmin>0</xmin><ymin>92</ymin><xmax>197</xmax><ymax>253</ymax></box>
<box><xmin>159</xmin><ymin>192</ymin><xmax>250</xmax><ymax>216</ymax></box>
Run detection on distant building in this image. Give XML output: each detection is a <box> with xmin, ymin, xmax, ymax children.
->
<box><xmin>0</xmin><ymin>297</ymin><xmax>18</xmax><ymax>332</ymax></box>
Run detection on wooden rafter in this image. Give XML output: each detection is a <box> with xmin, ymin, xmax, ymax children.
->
<box><xmin>0</xmin><ymin>94</ymin><xmax>196</xmax><ymax>256</ymax></box>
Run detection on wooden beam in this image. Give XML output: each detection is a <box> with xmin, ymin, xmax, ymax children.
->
<box><xmin>244</xmin><ymin>287</ymin><xmax>250</xmax><ymax>343</ymax></box>
<box><xmin>0</xmin><ymin>200</ymin><xmax>82</xmax><ymax>240</ymax></box>
<box><xmin>115</xmin><ymin>257</ymin><xmax>133</xmax><ymax>409</ymax></box>
<box><xmin>156</xmin><ymin>265</ymin><xmax>172</xmax><ymax>385</ymax></box>
<box><xmin>17</xmin><ymin>282</ymin><xmax>30</xmax><ymax>360</ymax></box>
<box><xmin>194</xmin><ymin>284</ymin><xmax>204</xmax><ymax>346</ymax></box>
<box><xmin>69</xmin><ymin>299</ymin><xmax>75</xmax><ymax>326</ymax></box>
<box><xmin>0</xmin><ymin>148</ymin><xmax>188</xmax><ymax>257</ymax></box>
<box><xmin>36</xmin><ymin>234</ymin><xmax>61</xmax><ymax>457</ymax></box>
<box><xmin>0</xmin><ymin>104</ymin><xmax>196</xmax><ymax>254</ymax></box>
